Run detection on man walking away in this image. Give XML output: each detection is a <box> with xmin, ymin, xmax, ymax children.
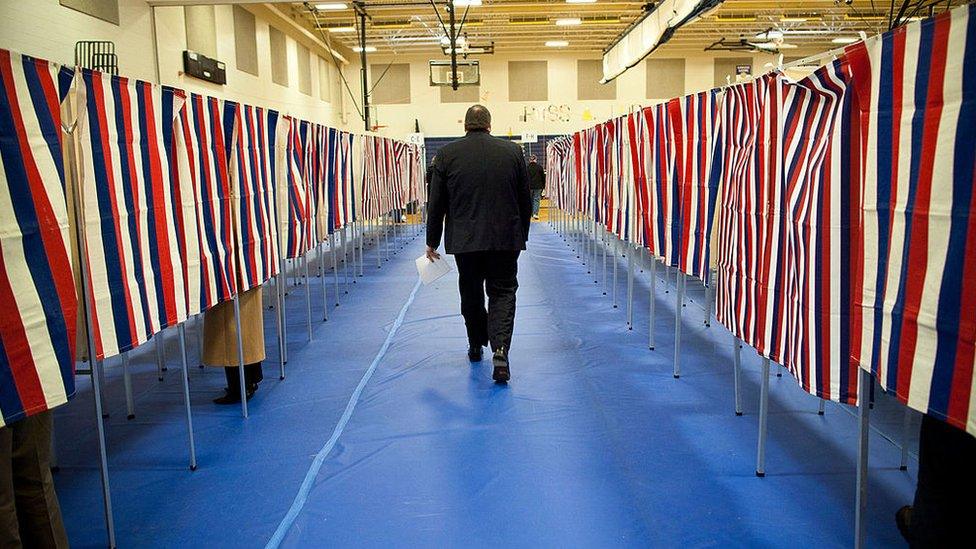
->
<box><xmin>426</xmin><ymin>105</ymin><xmax>532</xmax><ymax>383</ymax></box>
<box><xmin>527</xmin><ymin>155</ymin><xmax>545</xmax><ymax>220</ymax></box>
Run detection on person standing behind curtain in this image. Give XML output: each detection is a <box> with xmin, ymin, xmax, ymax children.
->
<box><xmin>426</xmin><ymin>105</ymin><xmax>532</xmax><ymax>383</ymax></box>
<box><xmin>202</xmin><ymin>286</ymin><xmax>265</xmax><ymax>404</ymax></box>
<box><xmin>527</xmin><ymin>155</ymin><xmax>545</xmax><ymax>220</ymax></box>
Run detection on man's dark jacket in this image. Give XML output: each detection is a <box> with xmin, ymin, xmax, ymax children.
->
<box><xmin>528</xmin><ymin>161</ymin><xmax>545</xmax><ymax>190</ymax></box>
<box><xmin>426</xmin><ymin>131</ymin><xmax>532</xmax><ymax>254</ymax></box>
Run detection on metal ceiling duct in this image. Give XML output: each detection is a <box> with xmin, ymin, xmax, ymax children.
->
<box><xmin>601</xmin><ymin>0</ymin><xmax>724</xmax><ymax>83</ymax></box>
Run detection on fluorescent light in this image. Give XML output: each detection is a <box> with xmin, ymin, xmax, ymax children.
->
<box><xmin>779</xmin><ymin>16</ymin><xmax>808</xmax><ymax>23</ymax></box>
<box><xmin>566</xmin><ymin>0</ymin><xmax>597</xmax><ymax>3</ymax></box>
<box><xmin>556</xmin><ymin>18</ymin><xmax>582</xmax><ymax>26</ymax></box>
<box><xmin>453</xmin><ymin>0</ymin><xmax>482</xmax><ymax>6</ymax></box>
<box><xmin>315</xmin><ymin>2</ymin><xmax>348</xmax><ymax>10</ymax></box>
<box><xmin>831</xmin><ymin>37</ymin><xmax>858</xmax><ymax>44</ymax></box>
<box><xmin>353</xmin><ymin>46</ymin><xmax>377</xmax><ymax>52</ymax></box>
<box><xmin>545</xmin><ymin>40</ymin><xmax>569</xmax><ymax>47</ymax></box>
<box><xmin>327</xmin><ymin>26</ymin><xmax>356</xmax><ymax>33</ymax></box>
<box><xmin>440</xmin><ymin>36</ymin><xmax>467</xmax><ymax>45</ymax></box>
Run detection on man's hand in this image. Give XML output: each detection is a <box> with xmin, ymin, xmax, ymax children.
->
<box><xmin>426</xmin><ymin>245</ymin><xmax>441</xmax><ymax>262</ymax></box>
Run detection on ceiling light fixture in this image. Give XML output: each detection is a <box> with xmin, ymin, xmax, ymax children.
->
<box><xmin>325</xmin><ymin>26</ymin><xmax>355</xmax><ymax>33</ymax></box>
<box><xmin>353</xmin><ymin>46</ymin><xmax>377</xmax><ymax>52</ymax></box>
<box><xmin>315</xmin><ymin>3</ymin><xmax>348</xmax><ymax>10</ymax></box>
<box><xmin>831</xmin><ymin>37</ymin><xmax>859</xmax><ymax>44</ymax></box>
<box><xmin>566</xmin><ymin>0</ymin><xmax>597</xmax><ymax>3</ymax></box>
<box><xmin>779</xmin><ymin>15</ymin><xmax>810</xmax><ymax>23</ymax></box>
<box><xmin>510</xmin><ymin>17</ymin><xmax>549</xmax><ymax>26</ymax></box>
<box><xmin>546</xmin><ymin>40</ymin><xmax>569</xmax><ymax>47</ymax></box>
<box><xmin>556</xmin><ymin>18</ymin><xmax>582</xmax><ymax>26</ymax></box>
<box><xmin>452</xmin><ymin>0</ymin><xmax>482</xmax><ymax>6</ymax></box>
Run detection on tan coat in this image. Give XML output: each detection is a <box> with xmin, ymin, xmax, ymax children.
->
<box><xmin>202</xmin><ymin>286</ymin><xmax>266</xmax><ymax>367</ymax></box>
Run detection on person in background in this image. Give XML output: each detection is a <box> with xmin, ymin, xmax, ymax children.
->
<box><xmin>895</xmin><ymin>414</ymin><xmax>976</xmax><ymax>547</ymax></box>
<box><xmin>203</xmin><ymin>286</ymin><xmax>265</xmax><ymax>404</ymax></box>
<box><xmin>426</xmin><ymin>105</ymin><xmax>532</xmax><ymax>383</ymax></box>
<box><xmin>527</xmin><ymin>155</ymin><xmax>546</xmax><ymax>220</ymax></box>
<box><xmin>1</xmin><ymin>411</ymin><xmax>69</xmax><ymax>547</ymax></box>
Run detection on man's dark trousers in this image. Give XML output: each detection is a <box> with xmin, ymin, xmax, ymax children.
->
<box><xmin>454</xmin><ymin>251</ymin><xmax>520</xmax><ymax>352</ymax></box>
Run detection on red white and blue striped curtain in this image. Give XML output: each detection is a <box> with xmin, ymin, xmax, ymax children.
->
<box><xmin>0</xmin><ymin>50</ymin><xmax>78</xmax><ymax>426</ymax></box>
<box><xmin>309</xmin><ymin>123</ymin><xmax>329</xmax><ymax>243</ymax></box>
<box><xmin>847</xmin><ymin>4</ymin><xmax>976</xmax><ymax>434</ymax></box>
<box><xmin>226</xmin><ymin>102</ymin><xmax>280</xmax><ymax>292</ymax></box>
<box><xmin>777</xmin><ymin>62</ymin><xmax>857</xmax><ymax>403</ymax></box>
<box><xmin>668</xmin><ymin>90</ymin><xmax>721</xmax><ymax>280</ymax></box>
<box><xmin>77</xmin><ymin>69</ymin><xmax>188</xmax><ymax>359</ymax></box>
<box><xmin>714</xmin><ymin>74</ymin><xmax>790</xmax><ymax>365</ymax></box>
<box><xmin>282</xmin><ymin>116</ymin><xmax>312</xmax><ymax>259</ymax></box>
<box><xmin>545</xmin><ymin>136</ymin><xmax>572</xmax><ymax>212</ymax></box>
<box><xmin>173</xmin><ymin>93</ymin><xmax>237</xmax><ymax>316</ymax></box>
<box><xmin>638</xmin><ymin>103</ymin><xmax>679</xmax><ymax>259</ymax></box>
<box><xmin>358</xmin><ymin>134</ymin><xmax>382</xmax><ymax>220</ymax></box>
<box><xmin>331</xmin><ymin>129</ymin><xmax>355</xmax><ymax>231</ymax></box>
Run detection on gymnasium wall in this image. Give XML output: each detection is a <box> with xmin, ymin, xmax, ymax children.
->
<box><xmin>349</xmin><ymin>50</ymin><xmax>783</xmax><ymax>138</ymax></box>
<box><xmin>0</xmin><ymin>0</ymin><xmax>351</xmax><ymax>127</ymax></box>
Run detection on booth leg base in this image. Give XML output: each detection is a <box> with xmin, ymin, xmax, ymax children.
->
<box><xmin>126</xmin><ymin>414</ymin><xmax>135</xmax><ymax>420</ymax></box>
<box><xmin>755</xmin><ymin>471</ymin><xmax>765</xmax><ymax>478</ymax></box>
<box><xmin>735</xmin><ymin>412</ymin><xmax>743</xmax><ymax>416</ymax></box>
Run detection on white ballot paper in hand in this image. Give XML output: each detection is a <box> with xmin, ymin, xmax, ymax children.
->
<box><xmin>415</xmin><ymin>254</ymin><xmax>452</xmax><ymax>285</ymax></box>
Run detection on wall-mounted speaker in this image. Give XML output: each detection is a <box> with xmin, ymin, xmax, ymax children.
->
<box><xmin>183</xmin><ymin>50</ymin><xmax>226</xmax><ymax>85</ymax></box>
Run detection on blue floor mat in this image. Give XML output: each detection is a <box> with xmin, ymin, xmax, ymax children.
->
<box><xmin>52</xmin><ymin>223</ymin><xmax>915</xmax><ymax>548</ymax></box>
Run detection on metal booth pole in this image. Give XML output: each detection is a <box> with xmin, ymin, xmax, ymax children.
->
<box><xmin>279</xmin><ymin>269</ymin><xmax>289</xmax><ymax>368</ymax></box>
<box><xmin>612</xmin><ymin>237</ymin><xmax>619</xmax><ymax>308</ymax></box>
<box><xmin>854</xmin><ymin>368</ymin><xmax>872</xmax><ymax>549</ymax></box>
<box><xmin>122</xmin><ymin>353</ymin><xmax>134</xmax><ymax>420</ymax></box>
<box><xmin>358</xmin><ymin>220</ymin><xmax>364</xmax><ymax>276</ymax></box>
<box><xmin>819</xmin><ymin>399</ymin><xmax>826</xmax><ymax>416</ymax></box>
<box><xmin>385</xmin><ymin>214</ymin><xmax>391</xmax><ymax>261</ymax></box>
<box><xmin>276</xmin><ymin>274</ymin><xmax>286</xmax><ymax>373</ymax></box>
<box><xmin>232</xmin><ymin>294</ymin><xmax>249</xmax><ymax>418</ymax></box>
<box><xmin>197</xmin><ymin>317</ymin><xmax>204</xmax><ymax>368</ymax></box>
<box><xmin>155</xmin><ymin>332</ymin><xmax>166</xmax><ymax>380</ymax></box>
<box><xmin>376</xmin><ymin>218</ymin><xmax>382</xmax><ymax>269</ymax></box>
<box><xmin>177</xmin><ymin>323</ymin><xmax>197</xmax><ymax>470</ymax></box>
<box><xmin>69</xmin><ymin>142</ymin><xmax>117</xmax><ymax>548</ymax></box>
<box><xmin>319</xmin><ymin>242</ymin><xmax>330</xmax><ymax>321</ymax></box>
<box><xmin>602</xmin><ymin>226</ymin><xmax>608</xmax><ymax>296</ymax></box>
<box><xmin>591</xmin><ymin>218</ymin><xmax>598</xmax><ymax>283</ymax></box>
<box><xmin>626</xmin><ymin>243</ymin><xmax>634</xmax><ymax>329</ymax></box>
<box><xmin>703</xmin><ymin>268</ymin><xmax>713</xmax><ymax>327</ymax></box>
<box><xmin>756</xmin><ymin>356</ymin><xmax>771</xmax><ymax>477</ymax></box>
<box><xmin>304</xmin><ymin>254</ymin><xmax>312</xmax><ymax>341</ymax></box>
<box><xmin>674</xmin><ymin>270</ymin><xmax>684</xmax><ymax>379</ymax></box>
<box><xmin>733</xmin><ymin>337</ymin><xmax>743</xmax><ymax>416</ymax></box>
<box><xmin>648</xmin><ymin>255</ymin><xmax>656</xmax><ymax>350</ymax></box>
<box><xmin>330</xmin><ymin>233</ymin><xmax>340</xmax><ymax>305</ymax></box>
<box><xmin>341</xmin><ymin>225</ymin><xmax>349</xmax><ymax>286</ymax></box>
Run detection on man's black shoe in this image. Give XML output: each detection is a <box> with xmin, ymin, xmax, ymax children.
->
<box><xmin>468</xmin><ymin>345</ymin><xmax>483</xmax><ymax>362</ymax></box>
<box><xmin>492</xmin><ymin>348</ymin><xmax>510</xmax><ymax>383</ymax></box>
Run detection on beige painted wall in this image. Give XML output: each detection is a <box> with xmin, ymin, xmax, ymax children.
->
<box><xmin>0</xmin><ymin>0</ymin><xmax>351</xmax><ymax>128</ymax></box>
<box><xmin>352</xmin><ymin>51</ymin><xmax>782</xmax><ymax>138</ymax></box>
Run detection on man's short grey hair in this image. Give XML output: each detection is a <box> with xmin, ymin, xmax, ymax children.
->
<box><xmin>464</xmin><ymin>104</ymin><xmax>491</xmax><ymax>131</ymax></box>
